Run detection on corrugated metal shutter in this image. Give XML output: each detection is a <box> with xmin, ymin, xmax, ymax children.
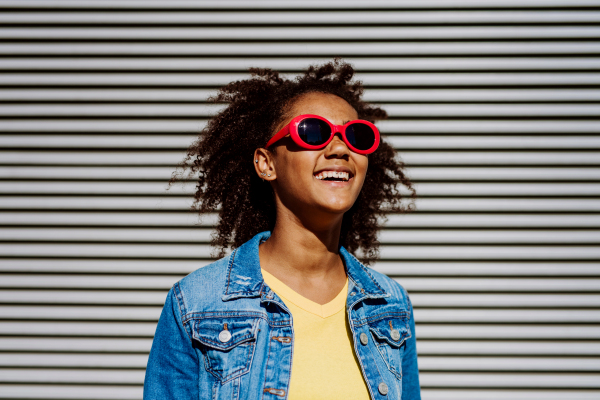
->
<box><xmin>1</xmin><ymin>1</ymin><xmax>599</xmax><ymax>399</ymax></box>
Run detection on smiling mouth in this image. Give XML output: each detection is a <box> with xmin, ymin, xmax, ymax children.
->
<box><xmin>314</xmin><ymin>171</ymin><xmax>352</xmax><ymax>182</ymax></box>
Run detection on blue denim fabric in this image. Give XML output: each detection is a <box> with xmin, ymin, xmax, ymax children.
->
<box><xmin>144</xmin><ymin>231</ymin><xmax>421</xmax><ymax>400</ymax></box>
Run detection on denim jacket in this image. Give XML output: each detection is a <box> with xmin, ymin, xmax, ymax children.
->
<box><xmin>144</xmin><ymin>231</ymin><xmax>421</xmax><ymax>400</ymax></box>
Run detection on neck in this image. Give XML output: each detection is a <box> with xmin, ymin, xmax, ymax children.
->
<box><xmin>258</xmin><ymin>208</ymin><xmax>348</xmax><ymax>305</ymax></box>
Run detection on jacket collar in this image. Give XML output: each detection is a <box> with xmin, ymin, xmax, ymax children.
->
<box><xmin>222</xmin><ymin>231</ymin><xmax>388</xmax><ymax>302</ymax></box>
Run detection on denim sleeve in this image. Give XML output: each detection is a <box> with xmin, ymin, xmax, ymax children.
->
<box><xmin>402</xmin><ymin>296</ymin><xmax>421</xmax><ymax>400</ymax></box>
<box><xmin>144</xmin><ymin>287</ymin><xmax>200</xmax><ymax>399</ymax></box>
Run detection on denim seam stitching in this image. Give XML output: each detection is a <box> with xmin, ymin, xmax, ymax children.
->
<box><xmin>173</xmin><ymin>282</ymin><xmax>193</xmax><ymax>343</ymax></box>
<box><xmin>346</xmin><ymin>252</ymin><xmax>387</xmax><ymax>294</ymax></box>
<box><xmin>373</xmin><ymin>338</ymin><xmax>404</xmax><ymax>380</ymax></box>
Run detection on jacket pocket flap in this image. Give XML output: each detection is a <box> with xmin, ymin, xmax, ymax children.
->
<box><xmin>192</xmin><ymin>317</ymin><xmax>258</xmax><ymax>351</ymax></box>
<box><xmin>368</xmin><ymin>316</ymin><xmax>411</xmax><ymax>347</ymax></box>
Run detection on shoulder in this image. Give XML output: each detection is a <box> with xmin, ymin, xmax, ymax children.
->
<box><xmin>171</xmin><ymin>254</ymin><xmax>233</xmax><ymax>313</ymax></box>
<box><xmin>363</xmin><ymin>265</ymin><xmax>412</xmax><ymax>310</ymax></box>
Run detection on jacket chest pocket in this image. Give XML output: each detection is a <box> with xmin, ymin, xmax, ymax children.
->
<box><xmin>368</xmin><ymin>315</ymin><xmax>411</xmax><ymax>380</ymax></box>
<box><xmin>192</xmin><ymin>317</ymin><xmax>259</xmax><ymax>383</ymax></box>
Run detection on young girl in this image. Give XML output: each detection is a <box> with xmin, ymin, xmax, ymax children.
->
<box><xmin>144</xmin><ymin>60</ymin><xmax>420</xmax><ymax>400</ymax></box>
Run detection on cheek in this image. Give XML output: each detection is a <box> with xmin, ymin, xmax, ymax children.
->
<box><xmin>355</xmin><ymin>157</ymin><xmax>369</xmax><ymax>181</ymax></box>
<box><xmin>276</xmin><ymin>153</ymin><xmax>314</xmax><ymax>182</ymax></box>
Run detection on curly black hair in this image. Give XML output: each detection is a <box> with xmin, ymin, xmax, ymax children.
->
<box><xmin>175</xmin><ymin>59</ymin><xmax>415</xmax><ymax>264</ymax></box>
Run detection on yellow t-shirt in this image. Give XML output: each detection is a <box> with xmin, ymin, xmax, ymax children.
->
<box><xmin>261</xmin><ymin>269</ymin><xmax>371</xmax><ymax>400</ymax></box>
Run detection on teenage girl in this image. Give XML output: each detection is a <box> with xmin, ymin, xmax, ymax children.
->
<box><xmin>144</xmin><ymin>60</ymin><xmax>420</xmax><ymax>400</ymax></box>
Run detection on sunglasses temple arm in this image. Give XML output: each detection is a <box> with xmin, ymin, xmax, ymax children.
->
<box><xmin>265</xmin><ymin>124</ymin><xmax>290</xmax><ymax>149</ymax></box>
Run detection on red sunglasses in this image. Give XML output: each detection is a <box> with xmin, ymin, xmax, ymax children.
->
<box><xmin>265</xmin><ymin>114</ymin><xmax>380</xmax><ymax>155</ymax></box>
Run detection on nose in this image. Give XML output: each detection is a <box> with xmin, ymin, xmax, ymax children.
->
<box><xmin>324</xmin><ymin>133</ymin><xmax>350</xmax><ymax>159</ymax></box>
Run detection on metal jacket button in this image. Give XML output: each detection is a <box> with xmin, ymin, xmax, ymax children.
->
<box><xmin>218</xmin><ymin>323</ymin><xmax>231</xmax><ymax>343</ymax></box>
<box><xmin>360</xmin><ymin>332</ymin><xmax>368</xmax><ymax>345</ymax></box>
<box><xmin>378</xmin><ymin>382</ymin><xmax>388</xmax><ymax>395</ymax></box>
<box><xmin>391</xmin><ymin>329</ymin><xmax>400</xmax><ymax>341</ymax></box>
<box><xmin>218</xmin><ymin>330</ymin><xmax>231</xmax><ymax>343</ymax></box>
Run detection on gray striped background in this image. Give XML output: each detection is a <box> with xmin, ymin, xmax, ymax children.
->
<box><xmin>1</xmin><ymin>1</ymin><xmax>599</xmax><ymax>399</ymax></box>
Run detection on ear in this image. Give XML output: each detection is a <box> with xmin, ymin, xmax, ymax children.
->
<box><xmin>253</xmin><ymin>148</ymin><xmax>276</xmax><ymax>181</ymax></box>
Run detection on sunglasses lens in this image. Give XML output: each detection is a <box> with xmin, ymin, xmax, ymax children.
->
<box><xmin>297</xmin><ymin>118</ymin><xmax>331</xmax><ymax>146</ymax></box>
<box><xmin>345</xmin><ymin>123</ymin><xmax>376</xmax><ymax>151</ymax></box>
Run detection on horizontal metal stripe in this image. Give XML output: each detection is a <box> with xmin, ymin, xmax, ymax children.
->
<box><xmin>2</xmin><ymin>228</ymin><xmax>599</xmax><ymax>245</ymax></box>
<box><xmin>5</xmin><ymin>72</ymin><xmax>600</xmax><ymax>87</ymax></box>
<box><xmin>376</xmin><ymin>262</ymin><xmax>600</xmax><ymax>276</ymax></box>
<box><xmin>419</xmin><ymin>372</ymin><xmax>600</xmax><ymax>389</ymax></box>
<box><xmin>366</xmin><ymin>89</ymin><xmax>600</xmax><ymax>102</ymax></box>
<box><xmin>4</xmin><ymin>181</ymin><xmax>598</xmax><ymax>196</ymax></box>
<box><xmin>0</xmin><ymin>211</ymin><xmax>212</xmax><ymax>226</ymax></box>
<box><xmin>381</xmin><ymin>230</ymin><xmax>600</xmax><ymax>244</ymax></box>
<box><xmin>1</xmin><ymin>197</ymin><xmax>597</xmax><ymax>212</ymax></box>
<box><xmin>0</xmin><ymin>290</ymin><xmax>169</xmax><ymax>305</ymax></box>
<box><xmin>0</xmin><ymin>149</ymin><xmax>600</xmax><ymax>168</ymax></box>
<box><xmin>1</xmin><ymin>6</ymin><xmax>599</xmax><ymax>17</ymax></box>
<box><xmin>0</xmin><ymin>306</ymin><xmax>162</xmax><ymax>321</ymax></box>
<box><xmin>5</xmin><ymin>26</ymin><xmax>600</xmax><ymax>40</ymax></box>
<box><xmin>0</xmin><ymin>227</ymin><xmax>212</xmax><ymax>242</ymax></box>
<box><xmin>421</xmin><ymin>390</ymin><xmax>600</xmax><ymax>400</ymax></box>
<box><xmin>3</xmin><ymin>166</ymin><xmax>600</xmax><ymax>181</ymax></box>
<box><xmin>0</xmin><ymin>369</ymin><xmax>143</xmax><ymax>384</ymax></box>
<box><xmin>398</xmin><ymin>277</ymin><xmax>600</xmax><ymax>292</ymax></box>
<box><xmin>0</xmin><ymin>151</ymin><xmax>185</xmax><ymax>164</ymax></box>
<box><xmin>3</xmin><ymin>306</ymin><xmax>599</xmax><ymax>323</ymax></box>
<box><xmin>5</xmin><ymin>58</ymin><xmax>600</xmax><ymax>72</ymax></box>
<box><xmin>399</xmin><ymin>152</ymin><xmax>600</xmax><ymax>165</ymax></box>
<box><xmin>0</xmin><ymin>384</ymin><xmax>141</xmax><ymax>400</ymax></box>
<box><xmin>420</xmin><ymin>357</ymin><xmax>600</xmax><ymax>371</ymax></box>
<box><xmin>2</xmin><ymin>259</ymin><xmax>598</xmax><ymax>276</ymax></box>
<box><xmin>0</xmin><ymin>104</ymin><xmax>220</xmax><ymax>117</ymax></box>
<box><xmin>0</xmin><ymin>354</ymin><xmax>147</xmax><ymax>368</ymax></box>
<box><xmin>408</xmin><ymin>167</ymin><xmax>600</xmax><ymax>181</ymax></box>
<box><xmin>2</xmin><ymin>243</ymin><xmax>600</xmax><ymax>260</ymax></box>
<box><xmin>0</xmin><ymin>259</ymin><xmax>208</xmax><ymax>274</ymax></box>
<box><xmin>384</xmin><ymin>104</ymin><xmax>600</xmax><ymax>117</ymax></box>
<box><xmin>4</xmin><ymin>291</ymin><xmax>598</xmax><ymax>308</ymax></box>
<box><xmin>0</xmin><ymin>337</ymin><xmax>152</xmax><ymax>352</ymax></box>
<box><xmin>7</xmin><ymin>104</ymin><xmax>600</xmax><ymax>118</ymax></box>
<box><xmin>411</xmin><ymin>294</ymin><xmax>600</xmax><ymax>307</ymax></box>
<box><xmin>20</xmin><ymin>0</ymin><xmax>597</xmax><ymax>9</ymax></box>
<box><xmin>0</xmin><ymin>275</ymin><xmax>180</xmax><ymax>289</ymax></box>
<box><xmin>4</xmin><ymin>42</ymin><xmax>600</xmax><ymax>56</ymax></box>
<box><xmin>1</xmin><ymin>274</ymin><xmax>598</xmax><ymax>291</ymax></box>
<box><xmin>414</xmin><ymin>309</ymin><xmax>600</xmax><ymax>323</ymax></box>
<box><xmin>417</xmin><ymin>325</ymin><xmax>600</xmax><ymax>339</ymax></box>
<box><xmin>420</xmin><ymin>372</ymin><xmax>600</xmax><ymax>388</ymax></box>
<box><xmin>419</xmin><ymin>341</ymin><xmax>600</xmax><ymax>356</ymax></box>
<box><xmin>0</xmin><ymin>321</ymin><xmax>156</xmax><ymax>336</ymax></box>
<box><xmin>3</xmin><ymin>88</ymin><xmax>600</xmax><ymax>103</ymax></box>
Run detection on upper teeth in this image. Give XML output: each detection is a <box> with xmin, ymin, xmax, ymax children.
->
<box><xmin>315</xmin><ymin>171</ymin><xmax>350</xmax><ymax>180</ymax></box>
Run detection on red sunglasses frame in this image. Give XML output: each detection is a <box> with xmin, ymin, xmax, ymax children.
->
<box><xmin>265</xmin><ymin>114</ymin><xmax>380</xmax><ymax>155</ymax></box>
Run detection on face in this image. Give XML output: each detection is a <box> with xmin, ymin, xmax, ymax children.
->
<box><xmin>255</xmin><ymin>92</ymin><xmax>369</xmax><ymax>224</ymax></box>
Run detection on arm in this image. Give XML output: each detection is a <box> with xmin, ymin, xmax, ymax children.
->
<box><xmin>402</xmin><ymin>296</ymin><xmax>421</xmax><ymax>400</ymax></box>
<box><xmin>144</xmin><ymin>287</ymin><xmax>200</xmax><ymax>400</ymax></box>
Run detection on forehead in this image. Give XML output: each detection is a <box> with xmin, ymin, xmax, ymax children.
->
<box><xmin>287</xmin><ymin>92</ymin><xmax>358</xmax><ymax>121</ymax></box>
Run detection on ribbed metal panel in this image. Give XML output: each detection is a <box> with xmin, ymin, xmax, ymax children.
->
<box><xmin>1</xmin><ymin>0</ymin><xmax>599</xmax><ymax>399</ymax></box>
